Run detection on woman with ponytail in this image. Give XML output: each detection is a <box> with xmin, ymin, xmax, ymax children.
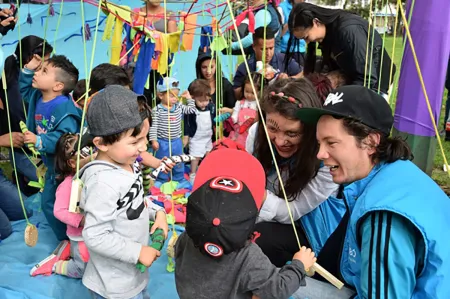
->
<box><xmin>285</xmin><ymin>3</ymin><xmax>395</xmax><ymax>97</ymax></box>
<box><xmin>293</xmin><ymin>85</ymin><xmax>450</xmax><ymax>298</ymax></box>
<box><xmin>0</xmin><ymin>35</ymin><xmax>52</xmax><ymax>193</ymax></box>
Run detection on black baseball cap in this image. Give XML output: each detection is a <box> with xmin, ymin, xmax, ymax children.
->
<box><xmin>296</xmin><ymin>85</ymin><xmax>394</xmax><ymax>136</ymax></box>
<box><xmin>186</xmin><ymin>148</ymin><xmax>265</xmax><ymax>258</ymax></box>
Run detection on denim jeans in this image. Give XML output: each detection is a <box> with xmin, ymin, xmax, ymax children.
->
<box><xmin>9</xmin><ymin>149</ymin><xmax>38</xmax><ymax>182</ymax></box>
<box><xmin>0</xmin><ymin>168</ymin><xmax>32</xmax><ymax>240</ymax></box>
<box><xmin>291</xmin><ymin>277</ymin><xmax>355</xmax><ymax>299</ymax></box>
<box><xmin>91</xmin><ymin>288</ymin><xmax>150</xmax><ymax>299</ymax></box>
<box><xmin>42</xmin><ymin>172</ymin><xmax>67</xmax><ymax>241</ymax></box>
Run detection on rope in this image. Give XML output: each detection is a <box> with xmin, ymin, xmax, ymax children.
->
<box><xmin>377</xmin><ymin>0</ymin><xmax>388</xmax><ymax>94</ymax></box>
<box><xmin>387</xmin><ymin>1</ymin><xmax>400</xmax><ymax>104</ymax></box>
<box><xmin>363</xmin><ymin>0</ymin><xmax>374</xmax><ymax>87</ymax></box>
<box><xmin>52</xmin><ymin>0</ymin><xmax>65</xmax><ymax>53</ymax></box>
<box><xmin>367</xmin><ymin>0</ymin><xmax>378</xmax><ymax>90</ymax></box>
<box><xmin>397</xmin><ymin>0</ymin><xmax>450</xmax><ymax>178</ymax></box>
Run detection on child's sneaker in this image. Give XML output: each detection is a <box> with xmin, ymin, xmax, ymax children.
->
<box><xmin>30</xmin><ymin>240</ymin><xmax>71</xmax><ymax>276</ymax></box>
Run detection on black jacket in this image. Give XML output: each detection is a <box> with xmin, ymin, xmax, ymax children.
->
<box><xmin>195</xmin><ymin>51</ymin><xmax>237</xmax><ymax>109</ymax></box>
<box><xmin>184</xmin><ymin>102</ymin><xmax>216</xmax><ymax>139</ymax></box>
<box><xmin>445</xmin><ymin>57</ymin><xmax>450</xmax><ymax>91</ymax></box>
<box><xmin>320</xmin><ymin>14</ymin><xmax>395</xmax><ymax>94</ymax></box>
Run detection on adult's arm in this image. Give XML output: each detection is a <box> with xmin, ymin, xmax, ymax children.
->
<box><xmin>258</xmin><ymin>167</ymin><xmax>339</xmax><ymax>224</ymax></box>
<box><xmin>231</xmin><ymin>10</ymin><xmax>272</xmax><ymax>51</ymax></box>
<box><xmin>359</xmin><ymin>211</ymin><xmax>423</xmax><ymax>298</ymax></box>
<box><xmin>337</xmin><ymin>25</ymin><xmax>378</xmax><ymax>88</ymax></box>
<box><xmin>222</xmin><ymin>78</ymin><xmax>237</xmax><ymax>109</ymax></box>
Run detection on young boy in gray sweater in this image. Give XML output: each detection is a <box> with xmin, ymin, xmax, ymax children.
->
<box><xmin>175</xmin><ymin>146</ymin><xmax>317</xmax><ymax>299</ymax></box>
<box><xmin>79</xmin><ymin>85</ymin><xmax>168</xmax><ymax>299</ymax></box>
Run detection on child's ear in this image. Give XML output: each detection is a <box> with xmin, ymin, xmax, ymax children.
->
<box><xmin>54</xmin><ymin>81</ymin><xmax>64</xmax><ymax>93</ymax></box>
<box><xmin>93</xmin><ymin>136</ymin><xmax>108</xmax><ymax>152</ymax></box>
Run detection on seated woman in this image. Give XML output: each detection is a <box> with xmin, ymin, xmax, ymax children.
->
<box><xmin>0</xmin><ymin>35</ymin><xmax>52</xmax><ymax>195</ymax></box>
<box><xmin>245</xmin><ymin>78</ymin><xmax>345</xmax><ymax>267</ymax></box>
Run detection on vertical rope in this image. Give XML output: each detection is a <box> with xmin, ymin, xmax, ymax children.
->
<box><xmin>377</xmin><ymin>0</ymin><xmax>388</xmax><ymax>93</ymax></box>
<box><xmin>363</xmin><ymin>0</ymin><xmax>374</xmax><ymax>87</ymax></box>
<box><xmin>387</xmin><ymin>1</ymin><xmax>400</xmax><ymax>104</ymax></box>
<box><xmin>367</xmin><ymin>0</ymin><xmax>378</xmax><ymax>90</ymax></box>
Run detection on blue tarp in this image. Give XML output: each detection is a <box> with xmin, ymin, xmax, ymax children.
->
<box><xmin>0</xmin><ymin>0</ymin><xmax>236</xmax><ymax>92</ymax></box>
<box><xmin>0</xmin><ymin>194</ymin><xmax>184</xmax><ymax>299</ymax></box>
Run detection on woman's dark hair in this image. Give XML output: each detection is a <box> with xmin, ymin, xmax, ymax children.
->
<box><xmin>284</xmin><ymin>3</ymin><xmax>348</xmax><ymax>73</ymax></box>
<box><xmin>3</xmin><ymin>35</ymin><xmax>51</xmax><ymax>86</ymax></box>
<box><xmin>55</xmin><ymin>133</ymin><xmax>78</xmax><ymax>181</ymax></box>
<box><xmin>243</xmin><ymin>72</ymin><xmax>267</xmax><ymax>99</ymax></box>
<box><xmin>253</xmin><ymin>78</ymin><xmax>322</xmax><ymax>200</ymax></box>
<box><xmin>341</xmin><ymin>118</ymin><xmax>414</xmax><ymax>163</ymax></box>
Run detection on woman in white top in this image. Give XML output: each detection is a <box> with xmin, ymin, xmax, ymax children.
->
<box><xmin>246</xmin><ymin>78</ymin><xmax>345</xmax><ymax>267</ymax></box>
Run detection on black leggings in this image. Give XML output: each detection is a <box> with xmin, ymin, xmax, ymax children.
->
<box><xmin>254</xmin><ymin>221</ymin><xmax>311</xmax><ymax>267</ymax></box>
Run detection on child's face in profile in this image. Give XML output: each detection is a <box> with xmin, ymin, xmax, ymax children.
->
<box><xmin>243</xmin><ymin>83</ymin><xmax>256</xmax><ymax>101</ymax></box>
<box><xmin>159</xmin><ymin>89</ymin><xmax>179</xmax><ymax>106</ymax></box>
<box><xmin>32</xmin><ymin>62</ymin><xmax>62</xmax><ymax>93</ymax></box>
<box><xmin>100</xmin><ymin>122</ymin><xmax>149</xmax><ymax>167</ymax></box>
<box><xmin>194</xmin><ymin>95</ymin><xmax>210</xmax><ymax>111</ymax></box>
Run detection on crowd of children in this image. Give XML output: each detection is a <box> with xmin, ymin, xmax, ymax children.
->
<box><xmin>12</xmin><ymin>31</ymin><xmax>325</xmax><ymax>298</ymax></box>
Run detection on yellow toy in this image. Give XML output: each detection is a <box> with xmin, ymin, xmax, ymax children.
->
<box><xmin>19</xmin><ymin>121</ymin><xmax>39</xmax><ymax>156</ymax></box>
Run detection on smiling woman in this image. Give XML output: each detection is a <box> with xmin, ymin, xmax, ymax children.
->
<box><xmin>285</xmin><ymin>3</ymin><xmax>395</xmax><ymax>96</ymax></box>
<box><xmin>245</xmin><ymin>77</ymin><xmax>345</xmax><ymax>268</ymax></box>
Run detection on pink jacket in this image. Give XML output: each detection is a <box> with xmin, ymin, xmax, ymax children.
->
<box><xmin>53</xmin><ymin>175</ymin><xmax>84</xmax><ymax>238</ymax></box>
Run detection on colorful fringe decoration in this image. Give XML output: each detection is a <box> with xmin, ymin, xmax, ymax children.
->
<box><xmin>84</xmin><ymin>23</ymin><xmax>91</xmax><ymax>41</ymax></box>
<box><xmin>49</xmin><ymin>4</ymin><xmax>55</xmax><ymax>17</ymax></box>
<box><xmin>26</xmin><ymin>13</ymin><xmax>32</xmax><ymax>25</ymax></box>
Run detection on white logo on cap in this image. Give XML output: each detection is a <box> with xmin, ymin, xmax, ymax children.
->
<box><xmin>324</xmin><ymin>92</ymin><xmax>344</xmax><ymax>106</ymax></box>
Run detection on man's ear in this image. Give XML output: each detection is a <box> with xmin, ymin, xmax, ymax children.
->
<box><xmin>93</xmin><ymin>136</ymin><xmax>108</xmax><ymax>152</ymax></box>
<box><xmin>364</xmin><ymin>133</ymin><xmax>381</xmax><ymax>155</ymax></box>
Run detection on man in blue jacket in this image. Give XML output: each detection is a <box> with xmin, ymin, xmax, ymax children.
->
<box><xmin>292</xmin><ymin>85</ymin><xmax>450</xmax><ymax>298</ymax></box>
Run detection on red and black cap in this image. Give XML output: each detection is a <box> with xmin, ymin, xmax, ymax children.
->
<box><xmin>186</xmin><ymin>148</ymin><xmax>265</xmax><ymax>258</ymax></box>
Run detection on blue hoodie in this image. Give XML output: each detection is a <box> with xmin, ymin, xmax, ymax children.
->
<box><xmin>19</xmin><ymin>69</ymin><xmax>82</xmax><ymax>175</ymax></box>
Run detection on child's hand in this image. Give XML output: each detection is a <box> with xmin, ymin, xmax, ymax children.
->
<box><xmin>219</xmin><ymin>107</ymin><xmax>233</xmax><ymax>114</ymax></box>
<box><xmin>182</xmin><ymin>136</ymin><xmax>189</xmax><ymax>148</ymax></box>
<box><xmin>161</xmin><ymin>157</ymin><xmax>175</xmax><ymax>173</ymax></box>
<box><xmin>293</xmin><ymin>246</ymin><xmax>317</xmax><ymax>271</ymax></box>
<box><xmin>25</xmin><ymin>54</ymin><xmax>43</xmax><ymax>71</ymax></box>
<box><xmin>138</xmin><ymin>245</ymin><xmax>161</xmax><ymax>267</ymax></box>
<box><xmin>151</xmin><ymin>210</ymin><xmax>168</xmax><ymax>239</ymax></box>
<box><xmin>181</xmin><ymin>90</ymin><xmax>191</xmax><ymax>100</ymax></box>
<box><xmin>152</xmin><ymin>141</ymin><xmax>159</xmax><ymax>151</ymax></box>
<box><xmin>23</xmin><ymin>131</ymin><xmax>37</xmax><ymax>145</ymax></box>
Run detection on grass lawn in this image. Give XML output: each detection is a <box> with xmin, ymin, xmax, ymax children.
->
<box><xmin>1</xmin><ymin>36</ymin><xmax>449</xmax><ymax>192</ymax></box>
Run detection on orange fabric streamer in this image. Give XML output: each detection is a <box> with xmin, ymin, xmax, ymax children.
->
<box><xmin>181</xmin><ymin>13</ymin><xmax>197</xmax><ymax>51</ymax></box>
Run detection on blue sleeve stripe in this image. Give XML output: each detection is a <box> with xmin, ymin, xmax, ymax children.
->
<box><xmin>368</xmin><ymin>213</ymin><xmax>376</xmax><ymax>299</ymax></box>
<box><xmin>376</xmin><ymin>212</ymin><xmax>383</xmax><ymax>299</ymax></box>
<box><xmin>383</xmin><ymin>213</ymin><xmax>392</xmax><ymax>299</ymax></box>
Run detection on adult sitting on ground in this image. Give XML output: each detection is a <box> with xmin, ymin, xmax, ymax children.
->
<box><xmin>245</xmin><ymin>78</ymin><xmax>346</xmax><ymax>268</ymax></box>
<box><xmin>292</xmin><ymin>85</ymin><xmax>450</xmax><ymax>298</ymax></box>
<box><xmin>0</xmin><ymin>133</ymin><xmax>33</xmax><ymax>240</ymax></box>
<box><xmin>233</xmin><ymin>27</ymin><xmax>302</xmax><ymax>100</ymax></box>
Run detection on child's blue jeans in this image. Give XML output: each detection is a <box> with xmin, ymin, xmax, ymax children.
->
<box><xmin>42</xmin><ymin>172</ymin><xmax>67</xmax><ymax>241</ymax></box>
<box><xmin>154</xmin><ymin>137</ymin><xmax>185</xmax><ymax>182</ymax></box>
<box><xmin>91</xmin><ymin>288</ymin><xmax>150</xmax><ymax>299</ymax></box>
